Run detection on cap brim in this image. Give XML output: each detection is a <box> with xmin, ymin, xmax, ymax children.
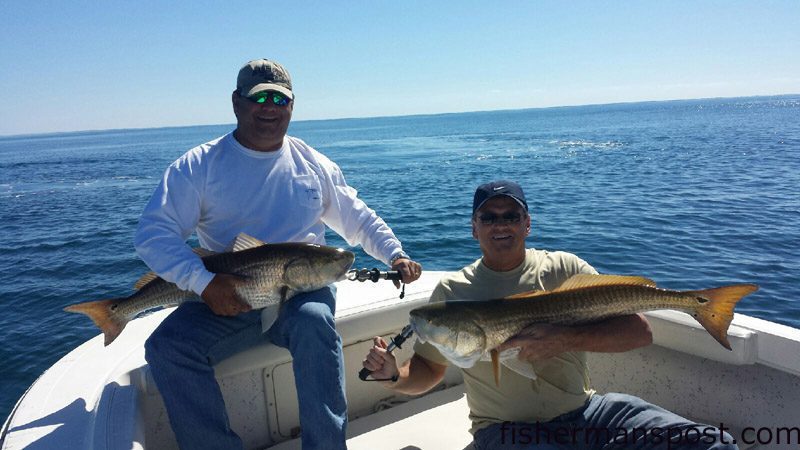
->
<box><xmin>474</xmin><ymin>194</ymin><xmax>528</xmax><ymax>213</ymax></box>
<box><xmin>244</xmin><ymin>83</ymin><xmax>293</xmax><ymax>99</ymax></box>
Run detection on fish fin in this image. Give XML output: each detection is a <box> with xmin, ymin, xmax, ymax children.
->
<box><xmin>64</xmin><ymin>298</ymin><xmax>128</xmax><ymax>347</ymax></box>
<box><xmin>227</xmin><ymin>233</ymin><xmax>268</xmax><ymax>252</ymax></box>
<box><xmin>192</xmin><ymin>247</ymin><xmax>216</xmax><ymax>258</ymax></box>
<box><xmin>490</xmin><ymin>349</ymin><xmax>501</xmax><ymax>387</ymax></box>
<box><xmin>503</xmin><ymin>274</ymin><xmax>657</xmax><ymax>300</ymax></box>
<box><xmin>261</xmin><ymin>304</ymin><xmax>280</xmax><ymax>333</ymax></box>
<box><xmin>133</xmin><ymin>272</ymin><xmax>160</xmax><ymax>290</ymax></box>
<box><xmin>555</xmin><ymin>274</ymin><xmax>657</xmax><ymax>291</ymax></box>
<box><xmin>134</xmin><ymin>246</ymin><xmax>216</xmax><ymax>290</ymax></box>
<box><xmin>503</xmin><ymin>289</ymin><xmax>547</xmax><ymax>300</ymax></box>
<box><xmin>264</xmin><ymin>287</ymin><xmax>293</xmax><ymax>333</ymax></box>
<box><xmin>688</xmin><ymin>284</ymin><xmax>758</xmax><ymax>350</ymax></box>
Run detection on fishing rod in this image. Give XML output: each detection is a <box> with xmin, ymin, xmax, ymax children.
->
<box><xmin>358</xmin><ymin>324</ymin><xmax>414</xmax><ymax>382</ymax></box>
<box><xmin>346</xmin><ymin>268</ymin><xmax>415</xmax><ymax>382</ymax></box>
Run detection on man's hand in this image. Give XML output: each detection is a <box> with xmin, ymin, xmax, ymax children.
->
<box><xmin>496</xmin><ymin>323</ymin><xmax>574</xmax><ymax>362</ymax></box>
<box><xmin>391</xmin><ymin>258</ymin><xmax>422</xmax><ymax>288</ymax></box>
<box><xmin>201</xmin><ymin>273</ymin><xmax>252</xmax><ymax>316</ymax></box>
<box><xmin>362</xmin><ymin>336</ymin><xmax>400</xmax><ymax>382</ymax></box>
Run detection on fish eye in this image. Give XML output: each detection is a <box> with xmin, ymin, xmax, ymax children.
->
<box><xmin>696</xmin><ymin>297</ymin><xmax>709</xmax><ymax>304</ymax></box>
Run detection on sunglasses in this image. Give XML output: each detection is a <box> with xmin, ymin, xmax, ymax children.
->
<box><xmin>244</xmin><ymin>91</ymin><xmax>292</xmax><ymax>107</ymax></box>
<box><xmin>477</xmin><ymin>212</ymin><xmax>523</xmax><ymax>225</ymax></box>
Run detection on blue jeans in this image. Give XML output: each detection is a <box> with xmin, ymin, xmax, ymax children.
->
<box><xmin>145</xmin><ymin>286</ymin><xmax>347</xmax><ymax>450</ymax></box>
<box><xmin>473</xmin><ymin>393</ymin><xmax>738</xmax><ymax>450</ymax></box>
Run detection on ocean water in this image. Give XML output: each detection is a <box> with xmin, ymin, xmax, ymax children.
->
<box><xmin>1</xmin><ymin>95</ymin><xmax>798</xmax><ymax>420</ymax></box>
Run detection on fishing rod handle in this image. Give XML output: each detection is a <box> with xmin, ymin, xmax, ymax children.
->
<box><xmin>358</xmin><ymin>335</ymin><xmax>402</xmax><ymax>381</ymax></box>
<box><xmin>384</xmin><ymin>270</ymin><xmax>403</xmax><ymax>281</ymax></box>
<box><xmin>358</xmin><ymin>360</ymin><xmax>399</xmax><ymax>382</ymax></box>
<box><xmin>358</xmin><ymin>367</ymin><xmax>374</xmax><ymax>381</ymax></box>
<box><xmin>359</xmin><ymin>325</ymin><xmax>414</xmax><ymax>381</ymax></box>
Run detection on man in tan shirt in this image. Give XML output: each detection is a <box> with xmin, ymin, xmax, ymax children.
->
<box><xmin>363</xmin><ymin>180</ymin><xmax>737</xmax><ymax>449</ymax></box>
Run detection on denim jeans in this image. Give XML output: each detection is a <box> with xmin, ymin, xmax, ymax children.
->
<box><xmin>145</xmin><ymin>286</ymin><xmax>347</xmax><ymax>450</ymax></box>
<box><xmin>473</xmin><ymin>393</ymin><xmax>738</xmax><ymax>450</ymax></box>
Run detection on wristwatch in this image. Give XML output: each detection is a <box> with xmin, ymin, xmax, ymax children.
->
<box><xmin>389</xmin><ymin>251</ymin><xmax>410</xmax><ymax>265</ymax></box>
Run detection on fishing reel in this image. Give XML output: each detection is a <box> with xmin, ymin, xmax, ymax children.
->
<box><xmin>346</xmin><ymin>268</ymin><xmax>403</xmax><ymax>283</ymax></box>
<box><xmin>347</xmin><ymin>267</ymin><xmax>406</xmax><ymax>299</ymax></box>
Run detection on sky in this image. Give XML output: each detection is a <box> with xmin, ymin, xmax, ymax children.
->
<box><xmin>1</xmin><ymin>1</ymin><xmax>798</xmax><ymax>136</ymax></box>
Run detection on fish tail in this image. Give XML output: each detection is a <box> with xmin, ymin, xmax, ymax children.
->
<box><xmin>688</xmin><ymin>284</ymin><xmax>758</xmax><ymax>350</ymax></box>
<box><xmin>64</xmin><ymin>298</ymin><xmax>128</xmax><ymax>347</ymax></box>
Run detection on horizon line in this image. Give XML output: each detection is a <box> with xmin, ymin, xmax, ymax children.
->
<box><xmin>2</xmin><ymin>92</ymin><xmax>797</xmax><ymax>140</ymax></box>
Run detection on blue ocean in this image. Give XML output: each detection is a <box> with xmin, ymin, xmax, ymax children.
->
<box><xmin>1</xmin><ymin>95</ymin><xmax>798</xmax><ymax>420</ymax></box>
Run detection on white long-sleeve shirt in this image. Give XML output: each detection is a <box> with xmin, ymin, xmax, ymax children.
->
<box><xmin>134</xmin><ymin>132</ymin><xmax>405</xmax><ymax>295</ymax></box>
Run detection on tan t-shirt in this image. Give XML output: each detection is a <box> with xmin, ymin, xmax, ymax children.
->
<box><xmin>414</xmin><ymin>248</ymin><xmax>598</xmax><ymax>434</ymax></box>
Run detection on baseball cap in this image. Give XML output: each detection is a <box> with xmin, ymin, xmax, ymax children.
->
<box><xmin>472</xmin><ymin>180</ymin><xmax>529</xmax><ymax>213</ymax></box>
<box><xmin>237</xmin><ymin>59</ymin><xmax>293</xmax><ymax>99</ymax></box>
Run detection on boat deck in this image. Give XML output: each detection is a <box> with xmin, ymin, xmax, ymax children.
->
<box><xmin>270</xmin><ymin>383</ymin><xmax>760</xmax><ymax>450</ymax></box>
<box><xmin>272</xmin><ymin>386</ymin><xmax>473</xmax><ymax>450</ymax></box>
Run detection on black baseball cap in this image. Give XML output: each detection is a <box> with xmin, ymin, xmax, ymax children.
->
<box><xmin>472</xmin><ymin>180</ymin><xmax>529</xmax><ymax>213</ymax></box>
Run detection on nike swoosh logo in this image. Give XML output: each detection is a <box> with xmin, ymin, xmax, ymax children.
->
<box><xmin>493</xmin><ymin>186</ymin><xmax>505</xmax><ymax>191</ymax></box>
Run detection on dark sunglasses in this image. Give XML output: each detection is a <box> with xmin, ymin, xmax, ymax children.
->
<box><xmin>244</xmin><ymin>91</ymin><xmax>292</xmax><ymax>107</ymax></box>
<box><xmin>478</xmin><ymin>212</ymin><xmax>523</xmax><ymax>225</ymax></box>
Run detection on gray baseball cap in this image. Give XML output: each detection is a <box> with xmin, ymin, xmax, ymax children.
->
<box><xmin>237</xmin><ymin>59</ymin><xmax>293</xmax><ymax>99</ymax></box>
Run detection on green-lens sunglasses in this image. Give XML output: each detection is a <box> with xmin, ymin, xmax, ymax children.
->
<box><xmin>246</xmin><ymin>91</ymin><xmax>291</xmax><ymax>106</ymax></box>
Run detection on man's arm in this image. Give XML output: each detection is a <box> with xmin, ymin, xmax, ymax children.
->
<box><xmin>497</xmin><ymin>313</ymin><xmax>653</xmax><ymax>362</ymax></box>
<box><xmin>135</xmin><ymin>162</ymin><xmax>249</xmax><ymax>316</ymax></box>
<box><xmin>315</xmin><ymin>161</ymin><xmax>421</xmax><ymax>284</ymax></box>
<box><xmin>135</xmin><ymin>164</ymin><xmax>212</xmax><ymax>295</ymax></box>
<box><xmin>362</xmin><ymin>336</ymin><xmax>447</xmax><ymax>395</ymax></box>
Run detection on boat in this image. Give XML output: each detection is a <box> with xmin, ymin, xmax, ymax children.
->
<box><xmin>2</xmin><ymin>271</ymin><xmax>799</xmax><ymax>449</ymax></box>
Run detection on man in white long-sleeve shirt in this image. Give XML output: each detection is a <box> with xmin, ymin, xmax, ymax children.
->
<box><xmin>135</xmin><ymin>58</ymin><xmax>422</xmax><ymax>450</ymax></box>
